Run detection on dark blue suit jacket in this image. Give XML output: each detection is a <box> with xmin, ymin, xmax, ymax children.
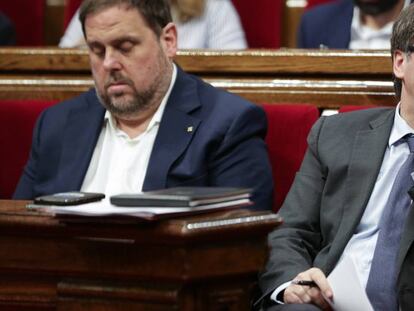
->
<box><xmin>13</xmin><ymin>67</ymin><xmax>273</xmax><ymax>210</ymax></box>
<box><xmin>0</xmin><ymin>12</ymin><xmax>16</xmax><ymax>46</ymax></box>
<box><xmin>297</xmin><ymin>0</ymin><xmax>353</xmax><ymax>49</ymax></box>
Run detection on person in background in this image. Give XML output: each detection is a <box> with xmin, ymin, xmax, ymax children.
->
<box><xmin>59</xmin><ymin>0</ymin><xmax>247</xmax><ymax>49</ymax></box>
<box><xmin>0</xmin><ymin>11</ymin><xmax>15</xmax><ymax>45</ymax></box>
<box><xmin>258</xmin><ymin>3</ymin><xmax>414</xmax><ymax>310</ymax></box>
<box><xmin>14</xmin><ymin>0</ymin><xmax>272</xmax><ymax>210</ymax></box>
<box><xmin>298</xmin><ymin>0</ymin><xmax>408</xmax><ymax>49</ymax></box>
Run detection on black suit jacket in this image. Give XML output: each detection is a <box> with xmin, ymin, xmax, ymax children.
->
<box><xmin>259</xmin><ymin>108</ymin><xmax>414</xmax><ymax>309</ymax></box>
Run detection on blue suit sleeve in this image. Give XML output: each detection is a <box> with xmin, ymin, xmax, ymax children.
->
<box><xmin>13</xmin><ymin>112</ymin><xmax>45</xmax><ymax>199</ymax></box>
<box><xmin>208</xmin><ymin>104</ymin><xmax>274</xmax><ymax>211</ymax></box>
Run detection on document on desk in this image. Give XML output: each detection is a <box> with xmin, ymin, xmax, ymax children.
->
<box><xmin>27</xmin><ymin>198</ymin><xmax>251</xmax><ymax>220</ymax></box>
<box><xmin>326</xmin><ymin>255</ymin><xmax>374</xmax><ymax>311</ymax></box>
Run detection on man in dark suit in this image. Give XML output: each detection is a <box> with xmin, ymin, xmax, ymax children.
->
<box><xmin>298</xmin><ymin>0</ymin><xmax>405</xmax><ymax>49</ymax></box>
<box><xmin>13</xmin><ymin>0</ymin><xmax>273</xmax><ymax>210</ymax></box>
<box><xmin>259</xmin><ymin>3</ymin><xmax>414</xmax><ymax>310</ymax></box>
<box><xmin>0</xmin><ymin>12</ymin><xmax>15</xmax><ymax>45</ymax></box>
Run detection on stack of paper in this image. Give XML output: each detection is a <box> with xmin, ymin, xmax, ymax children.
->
<box><xmin>327</xmin><ymin>255</ymin><xmax>374</xmax><ymax>311</ymax></box>
<box><xmin>27</xmin><ymin>187</ymin><xmax>252</xmax><ymax>220</ymax></box>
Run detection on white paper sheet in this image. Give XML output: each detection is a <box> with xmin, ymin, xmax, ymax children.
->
<box><xmin>326</xmin><ymin>255</ymin><xmax>374</xmax><ymax>311</ymax></box>
<box><xmin>27</xmin><ymin>198</ymin><xmax>250</xmax><ymax>219</ymax></box>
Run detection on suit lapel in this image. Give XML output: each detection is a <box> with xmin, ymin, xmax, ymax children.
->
<box><xmin>143</xmin><ymin>68</ymin><xmax>201</xmax><ymax>191</ymax></box>
<box><xmin>326</xmin><ymin>110</ymin><xmax>394</xmax><ymax>272</ymax></box>
<box><xmin>55</xmin><ymin>90</ymin><xmax>105</xmax><ymax>191</ymax></box>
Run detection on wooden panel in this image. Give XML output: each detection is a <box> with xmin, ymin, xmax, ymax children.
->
<box><xmin>0</xmin><ymin>201</ymin><xmax>281</xmax><ymax>310</ymax></box>
<box><xmin>0</xmin><ymin>48</ymin><xmax>392</xmax><ymax>74</ymax></box>
<box><xmin>281</xmin><ymin>0</ymin><xmax>306</xmax><ymax>48</ymax></box>
<box><xmin>0</xmin><ymin>274</ymin><xmax>56</xmax><ymax>310</ymax></box>
<box><xmin>44</xmin><ymin>0</ymin><xmax>65</xmax><ymax>46</ymax></box>
<box><xmin>0</xmin><ymin>48</ymin><xmax>396</xmax><ymax>108</ymax></box>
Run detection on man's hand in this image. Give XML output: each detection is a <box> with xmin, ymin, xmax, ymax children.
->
<box><xmin>283</xmin><ymin>267</ymin><xmax>333</xmax><ymax>310</ymax></box>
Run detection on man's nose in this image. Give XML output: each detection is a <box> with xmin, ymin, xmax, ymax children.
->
<box><xmin>103</xmin><ymin>49</ymin><xmax>122</xmax><ymax>71</ymax></box>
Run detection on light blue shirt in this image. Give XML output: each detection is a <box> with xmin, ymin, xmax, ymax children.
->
<box><xmin>271</xmin><ymin>105</ymin><xmax>414</xmax><ymax>303</ymax></box>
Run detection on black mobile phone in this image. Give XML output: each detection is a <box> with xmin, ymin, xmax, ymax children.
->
<box><xmin>34</xmin><ymin>192</ymin><xmax>105</xmax><ymax>206</ymax></box>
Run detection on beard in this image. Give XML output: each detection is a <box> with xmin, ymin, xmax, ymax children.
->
<box><xmin>96</xmin><ymin>72</ymin><xmax>159</xmax><ymax>118</ymax></box>
<box><xmin>354</xmin><ymin>0</ymin><xmax>400</xmax><ymax>16</ymax></box>
<box><xmin>95</xmin><ymin>50</ymin><xmax>171</xmax><ymax>118</ymax></box>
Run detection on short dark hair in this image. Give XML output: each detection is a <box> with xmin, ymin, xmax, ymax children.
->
<box><xmin>391</xmin><ymin>4</ymin><xmax>414</xmax><ymax>100</ymax></box>
<box><xmin>79</xmin><ymin>0</ymin><xmax>172</xmax><ymax>38</ymax></box>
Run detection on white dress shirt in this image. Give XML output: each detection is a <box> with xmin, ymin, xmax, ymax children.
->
<box><xmin>271</xmin><ymin>104</ymin><xmax>414</xmax><ymax>303</ymax></box>
<box><xmin>80</xmin><ymin>64</ymin><xmax>177</xmax><ymax>196</ymax></box>
<box><xmin>174</xmin><ymin>0</ymin><xmax>246</xmax><ymax>49</ymax></box>
<box><xmin>349</xmin><ymin>0</ymin><xmax>409</xmax><ymax>50</ymax></box>
<box><xmin>59</xmin><ymin>0</ymin><xmax>247</xmax><ymax>49</ymax></box>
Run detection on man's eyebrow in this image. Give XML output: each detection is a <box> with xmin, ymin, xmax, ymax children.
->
<box><xmin>86</xmin><ymin>40</ymin><xmax>103</xmax><ymax>48</ymax></box>
<box><xmin>111</xmin><ymin>36</ymin><xmax>139</xmax><ymax>46</ymax></box>
<box><xmin>86</xmin><ymin>36</ymin><xmax>139</xmax><ymax>50</ymax></box>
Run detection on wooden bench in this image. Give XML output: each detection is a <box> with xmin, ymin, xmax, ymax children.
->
<box><xmin>0</xmin><ymin>48</ymin><xmax>396</xmax><ymax>109</ymax></box>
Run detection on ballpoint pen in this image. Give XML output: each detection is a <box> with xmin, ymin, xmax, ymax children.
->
<box><xmin>292</xmin><ymin>280</ymin><xmax>317</xmax><ymax>287</ymax></box>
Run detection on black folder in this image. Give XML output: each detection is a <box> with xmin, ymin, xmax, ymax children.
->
<box><xmin>110</xmin><ymin>187</ymin><xmax>252</xmax><ymax>207</ymax></box>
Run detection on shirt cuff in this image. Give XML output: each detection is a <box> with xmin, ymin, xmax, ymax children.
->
<box><xmin>270</xmin><ymin>281</ymin><xmax>292</xmax><ymax>304</ymax></box>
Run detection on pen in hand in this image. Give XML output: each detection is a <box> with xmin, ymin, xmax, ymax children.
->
<box><xmin>292</xmin><ymin>280</ymin><xmax>317</xmax><ymax>287</ymax></box>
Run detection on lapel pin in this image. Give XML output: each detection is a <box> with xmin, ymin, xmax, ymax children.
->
<box><xmin>187</xmin><ymin>126</ymin><xmax>193</xmax><ymax>133</ymax></box>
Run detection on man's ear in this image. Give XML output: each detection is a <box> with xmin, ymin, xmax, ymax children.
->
<box><xmin>393</xmin><ymin>49</ymin><xmax>406</xmax><ymax>79</ymax></box>
<box><xmin>160</xmin><ymin>22</ymin><xmax>177</xmax><ymax>58</ymax></box>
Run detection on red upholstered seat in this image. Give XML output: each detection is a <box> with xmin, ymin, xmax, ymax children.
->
<box><xmin>231</xmin><ymin>0</ymin><xmax>283</xmax><ymax>48</ymax></box>
<box><xmin>0</xmin><ymin>0</ymin><xmax>46</xmax><ymax>46</ymax></box>
<box><xmin>306</xmin><ymin>0</ymin><xmax>337</xmax><ymax>10</ymax></box>
<box><xmin>2</xmin><ymin>99</ymin><xmax>320</xmax><ymax>206</ymax></box>
<box><xmin>63</xmin><ymin>0</ymin><xmax>83</xmax><ymax>30</ymax></box>
<box><xmin>262</xmin><ymin>104</ymin><xmax>320</xmax><ymax>211</ymax></box>
<box><xmin>0</xmin><ymin>100</ymin><xmax>58</xmax><ymax>199</ymax></box>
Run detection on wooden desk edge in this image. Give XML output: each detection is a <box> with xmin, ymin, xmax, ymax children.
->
<box><xmin>0</xmin><ymin>200</ymin><xmax>282</xmax><ymax>242</ymax></box>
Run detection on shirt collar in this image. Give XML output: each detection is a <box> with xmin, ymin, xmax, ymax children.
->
<box><xmin>389</xmin><ymin>102</ymin><xmax>414</xmax><ymax>147</ymax></box>
<box><xmin>104</xmin><ymin>63</ymin><xmax>177</xmax><ymax>133</ymax></box>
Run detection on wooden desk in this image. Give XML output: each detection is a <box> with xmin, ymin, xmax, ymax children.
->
<box><xmin>0</xmin><ymin>201</ymin><xmax>281</xmax><ymax>310</ymax></box>
<box><xmin>0</xmin><ymin>48</ymin><xmax>396</xmax><ymax>109</ymax></box>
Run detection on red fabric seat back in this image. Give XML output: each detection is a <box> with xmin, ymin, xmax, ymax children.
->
<box><xmin>231</xmin><ymin>0</ymin><xmax>282</xmax><ymax>48</ymax></box>
<box><xmin>306</xmin><ymin>0</ymin><xmax>337</xmax><ymax>10</ymax></box>
<box><xmin>0</xmin><ymin>100</ymin><xmax>58</xmax><ymax>198</ymax></box>
<box><xmin>262</xmin><ymin>104</ymin><xmax>320</xmax><ymax>211</ymax></box>
<box><xmin>0</xmin><ymin>0</ymin><xmax>46</xmax><ymax>46</ymax></box>
<box><xmin>63</xmin><ymin>0</ymin><xmax>83</xmax><ymax>29</ymax></box>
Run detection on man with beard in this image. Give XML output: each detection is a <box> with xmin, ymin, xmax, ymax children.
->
<box><xmin>297</xmin><ymin>0</ymin><xmax>408</xmax><ymax>49</ymax></box>
<box><xmin>257</xmin><ymin>3</ymin><xmax>414</xmax><ymax>311</ymax></box>
<box><xmin>13</xmin><ymin>0</ymin><xmax>273</xmax><ymax>211</ymax></box>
